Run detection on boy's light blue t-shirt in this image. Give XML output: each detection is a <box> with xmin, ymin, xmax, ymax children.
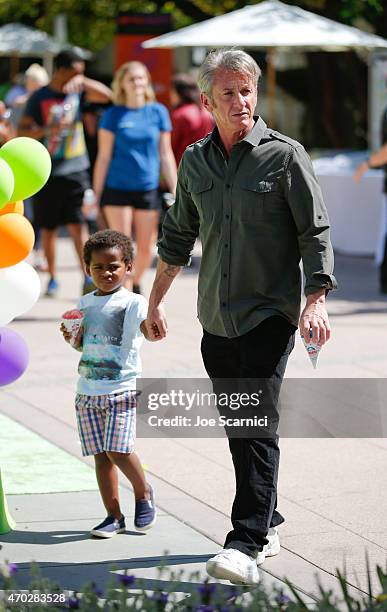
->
<box><xmin>100</xmin><ymin>102</ymin><xmax>172</xmax><ymax>192</ymax></box>
<box><xmin>76</xmin><ymin>288</ymin><xmax>148</xmax><ymax>396</ymax></box>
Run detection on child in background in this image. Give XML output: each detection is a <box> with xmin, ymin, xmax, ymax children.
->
<box><xmin>60</xmin><ymin>229</ymin><xmax>156</xmax><ymax>538</ymax></box>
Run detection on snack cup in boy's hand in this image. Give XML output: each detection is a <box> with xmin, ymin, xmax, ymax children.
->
<box><xmin>61</xmin><ymin>309</ymin><xmax>84</xmax><ymax>344</ymax></box>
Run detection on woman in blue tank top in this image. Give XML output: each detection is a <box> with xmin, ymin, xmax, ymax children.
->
<box><xmin>93</xmin><ymin>61</ymin><xmax>177</xmax><ymax>293</ymax></box>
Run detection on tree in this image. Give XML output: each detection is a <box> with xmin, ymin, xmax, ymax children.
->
<box><xmin>0</xmin><ymin>0</ymin><xmax>385</xmax><ymax>147</ymax></box>
<box><xmin>0</xmin><ymin>0</ymin><xmax>385</xmax><ymax>52</ymax></box>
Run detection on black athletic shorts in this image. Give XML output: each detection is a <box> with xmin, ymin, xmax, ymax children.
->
<box><xmin>33</xmin><ymin>171</ymin><xmax>90</xmax><ymax>230</ymax></box>
<box><xmin>100</xmin><ymin>186</ymin><xmax>161</xmax><ymax>211</ymax></box>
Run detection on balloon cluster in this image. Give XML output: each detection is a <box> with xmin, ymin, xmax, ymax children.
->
<box><xmin>0</xmin><ymin>137</ymin><xmax>51</xmax><ymax>386</ymax></box>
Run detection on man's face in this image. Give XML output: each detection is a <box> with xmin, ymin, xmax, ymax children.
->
<box><xmin>60</xmin><ymin>61</ymin><xmax>85</xmax><ymax>84</ymax></box>
<box><xmin>201</xmin><ymin>69</ymin><xmax>257</xmax><ymax>137</ymax></box>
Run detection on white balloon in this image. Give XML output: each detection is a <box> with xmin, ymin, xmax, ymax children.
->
<box><xmin>0</xmin><ymin>314</ymin><xmax>13</xmax><ymax>326</ymax></box>
<box><xmin>0</xmin><ymin>261</ymin><xmax>41</xmax><ymax>324</ymax></box>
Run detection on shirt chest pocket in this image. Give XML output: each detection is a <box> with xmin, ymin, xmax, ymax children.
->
<box><xmin>239</xmin><ymin>179</ymin><xmax>283</xmax><ymax>221</ymax></box>
<box><xmin>189</xmin><ymin>178</ymin><xmax>215</xmax><ymax>224</ymax></box>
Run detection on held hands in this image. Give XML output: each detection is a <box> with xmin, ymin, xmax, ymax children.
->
<box><xmin>144</xmin><ymin>304</ymin><xmax>168</xmax><ymax>341</ymax></box>
<box><xmin>299</xmin><ymin>299</ymin><xmax>331</xmax><ymax>346</ymax></box>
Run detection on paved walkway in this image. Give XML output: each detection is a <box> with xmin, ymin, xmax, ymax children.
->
<box><xmin>1</xmin><ymin>237</ymin><xmax>386</xmax><ymax>604</ymax></box>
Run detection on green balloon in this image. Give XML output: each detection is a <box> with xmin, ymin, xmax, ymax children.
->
<box><xmin>0</xmin><ymin>137</ymin><xmax>51</xmax><ymax>201</ymax></box>
<box><xmin>0</xmin><ymin>158</ymin><xmax>15</xmax><ymax>209</ymax></box>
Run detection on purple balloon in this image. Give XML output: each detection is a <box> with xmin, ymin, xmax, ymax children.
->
<box><xmin>0</xmin><ymin>327</ymin><xmax>29</xmax><ymax>386</ymax></box>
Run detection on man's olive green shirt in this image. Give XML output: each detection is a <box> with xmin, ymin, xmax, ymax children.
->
<box><xmin>158</xmin><ymin>117</ymin><xmax>337</xmax><ymax>338</ymax></box>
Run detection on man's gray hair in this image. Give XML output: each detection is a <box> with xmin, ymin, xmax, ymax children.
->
<box><xmin>197</xmin><ymin>48</ymin><xmax>261</xmax><ymax>98</ymax></box>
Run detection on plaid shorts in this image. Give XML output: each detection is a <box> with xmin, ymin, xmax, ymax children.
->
<box><xmin>75</xmin><ymin>390</ymin><xmax>137</xmax><ymax>456</ymax></box>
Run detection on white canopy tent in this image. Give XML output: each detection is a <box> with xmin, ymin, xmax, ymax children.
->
<box><xmin>0</xmin><ymin>23</ymin><xmax>92</xmax><ymax>76</ymax></box>
<box><xmin>143</xmin><ymin>0</ymin><xmax>387</xmax><ymax>127</ymax></box>
<box><xmin>143</xmin><ymin>0</ymin><xmax>387</xmax><ymax>51</ymax></box>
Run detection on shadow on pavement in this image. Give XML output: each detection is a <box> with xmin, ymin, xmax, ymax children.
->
<box><xmin>7</xmin><ymin>554</ymin><xmax>218</xmax><ymax>594</ymax></box>
<box><xmin>0</xmin><ymin>529</ymin><xmax>144</xmax><ymax>545</ymax></box>
<box><xmin>329</xmin><ymin>306</ymin><xmax>387</xmax><ymax>317</ymax></box>
<box><xmin>328</xmin><ymin>253</ymin><xmax>386</xmax><ymax>305</ymax></box>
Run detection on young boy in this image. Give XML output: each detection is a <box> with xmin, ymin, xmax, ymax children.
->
<box><xmin>60</xmin><ymin>229</ymin><xmax>156</xmax><ymax>538</ymax></box>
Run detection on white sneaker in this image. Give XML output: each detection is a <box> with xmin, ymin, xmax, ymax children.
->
<box><xmin>206</xmin><ymin>548</ymin><xmax>260</xmax><ymax>585</ymax></box>
<box><xmin>256</xmin><ymin>527</ymin><xmax>280</xmax><ymax>565</ymax></box>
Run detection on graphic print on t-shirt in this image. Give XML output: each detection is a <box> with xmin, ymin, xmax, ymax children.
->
<box><xmin>41</xmin><ymin>94</ymin><xmax>86</xmax><ymax>159</ymax></box>
<box><xmin>78</xmin><ymin>304</ymin><xmax>126</xmax><ymax>381</ymax></box>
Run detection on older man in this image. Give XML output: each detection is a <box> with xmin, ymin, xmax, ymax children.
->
<box><xmin>145</xmin><ymin>49</ymin><xmax>336</xmax><ymax>585</ymax></box>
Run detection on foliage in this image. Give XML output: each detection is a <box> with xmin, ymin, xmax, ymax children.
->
<box><xmin>0</xmin><ymin>0</ymin><xmax>386</xmax><ymax>52</ymax></box>
<box><xmin>1</xmin><ymin>556</ymin><xmax>387</xmax><ymax>611</ymax></box>
<box><xmin>0</xmin><ymin>0</ymin><xmax>385</xmax><ymax>148</ymax></box>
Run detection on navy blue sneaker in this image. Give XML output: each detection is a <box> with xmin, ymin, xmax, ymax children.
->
<box><xmin>90</xmin><ymin>515</ymin><xmax>126</xmax><ymax>538</ymax></box>
<box><xmin>45</xmin><ymin>277</ymin><xmax>59</xmax><ymax>297</ymax></box>
<box><xmin>134</xmin><ymin>485</ymin><xmax>156</xmax><ymax>531</ymax></box>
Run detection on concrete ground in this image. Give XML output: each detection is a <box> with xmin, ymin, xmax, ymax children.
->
<box><xmin>1</xmin><ymin>237</ymin><xmax>386</xmax><ymax>607</ymax></box>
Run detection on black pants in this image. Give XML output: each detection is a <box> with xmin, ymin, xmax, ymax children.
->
<box><xmin>380</xmin><ymin>234</ymin><xmax>387</xmax><ymax>291</ymax></box>
<box><xmin>201</xmin><ymin>315</ymin><xmax>296</xmax><ymax>558</ymax></box>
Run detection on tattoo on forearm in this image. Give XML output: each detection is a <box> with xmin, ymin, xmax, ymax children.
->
<box><xmin>163</xmin><ymin>265</ymin><xmax>181</xmax><ymax>278</ymax></box>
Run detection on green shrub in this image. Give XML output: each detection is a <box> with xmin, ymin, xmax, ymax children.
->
<box><xmin>1</xmin><ymin>557</ymin><xmax>387</xmax><ymax>611</ymax></box>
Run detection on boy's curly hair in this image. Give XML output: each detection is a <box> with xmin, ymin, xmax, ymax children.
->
<box><xmin>83</xmin><ymin>230</ymin><xmax>134</xmax><ymax>266</ymax></box>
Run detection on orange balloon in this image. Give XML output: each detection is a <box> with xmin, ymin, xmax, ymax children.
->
<box><xmin>0</xmin><ymin>200</ymin><xmax>24</xmax><ymax>217</ymax></box>
<box><xmin>0</xmin><ymin>213</ymin><xmax>35</xmax><ymax>268</ymax></box>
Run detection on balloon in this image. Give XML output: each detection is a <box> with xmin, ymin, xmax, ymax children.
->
<box><xmin>0</xmin><ymin>470</ymin><xmax>16</xmax><ymax>533</ymax></box>
<box><xmin>0</xmin><ymin>137</ymin><xmax>51</xmax><ymax>201</ymax></box>
<box><xmin>0</xmin><ymin>200</ymin><xmax>24</xmax><ymax>217</ymax></box>
<box><xmin>0</xmin><ymin>262</ymin><xmax>41</xmax><ymax>326</ymax></box>
<box><xmin>0</xmin><ymin>158</ymin><xmax>15</xmax><ymax>209</ymax></box>
<box><xmin>0</xmin><ymin>327</ymin><xmax>29</xmax><ymax>386</ymax></box>
<box><xmin>0</xmin><ymin>213</ymin><xmax>35</xmax><ymax>268</ymax></box>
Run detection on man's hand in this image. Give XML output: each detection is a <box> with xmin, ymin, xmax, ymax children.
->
<box><xmin>144</xmin><ymin>304</ymin><xmax>168</xmax><ymax>341</ymax></box>
<box><xmin>299</xmin><ymin>290</ymin><xmax>331</xmax><ymax>346</ymax></box>
<box><xmin>353</xmin><ymin>161</ymin><xmax>368</xmax><ymax>184</ymax></box>
<box><xmin>63</xmin><ymin>74</ymin><xmax>85</xmax><ymax>94</ymax></box>
<box><xmin>145</xmin><ymin>259</ymin><xmax>182</xmax><ymax>341</ymax></box>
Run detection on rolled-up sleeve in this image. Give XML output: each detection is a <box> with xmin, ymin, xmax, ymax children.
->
<box><xmin>157</xmin><ymin>155</ymin><xmax>200</xmax><ymax>266</ymax></box>
<box><xmin>285</xmin><ymin>145</ymin><xmax>338</xmax><ymax>295</ymax></box>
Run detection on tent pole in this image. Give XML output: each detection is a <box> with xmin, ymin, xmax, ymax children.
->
<box><xmin>266</xmin><ymin>47</ymin><xmax>276</xmax><ymax>128</ymax></box>
<box><xmin>10</xmin><ymin>55</ymin><xmax>20</xmax><ymax>80</ymax></box>
<box><xmin>43</xmin><ymin>54</ymin><xmax>54</xmax><ymax>78</ymax></box>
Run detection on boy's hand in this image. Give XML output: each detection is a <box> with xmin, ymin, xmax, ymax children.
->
<box><xmin>140</xmin><ymin>319</ymin><xmax>162</xmax><ymax>342</ymax></box>
<box><xmin>60</xmin><ymin>322</ymin><xmax>72</xmax><ymax>343</ymax></box>
<box><xmin>60</xmin><ymin>323</ymin><xmax>83</xmax><ymax>349</ymax></box>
